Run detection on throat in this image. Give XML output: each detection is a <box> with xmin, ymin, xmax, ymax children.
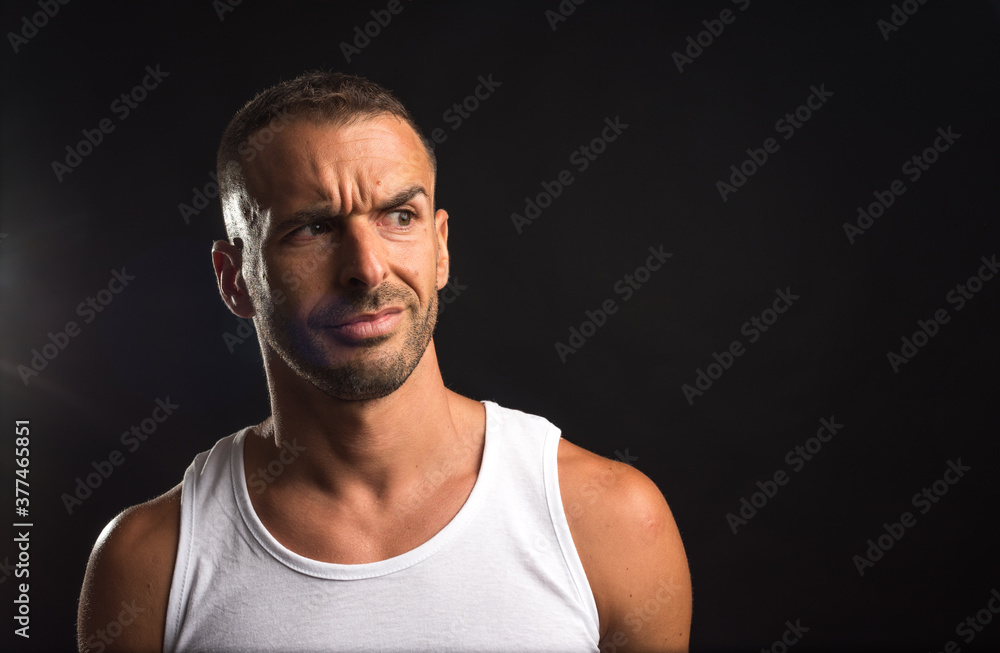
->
<box><xmin>247</xmin><ymin>464</ymin><xmax>479</xmax><ymax>565</ymax></box>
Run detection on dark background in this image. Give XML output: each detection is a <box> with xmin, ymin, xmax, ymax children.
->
<box><xmin>2</xmin><ymin>1</ymin><xmax>999</xmax><ymax>651</ymax></box>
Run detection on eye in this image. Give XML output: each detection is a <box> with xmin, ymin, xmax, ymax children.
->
<box><xmin>385</xmin><ymin>210</ymin><xmax>415</xmax><ymax>228</ymax></box>
<box><xmin>291</xmin><ymin>222</ymin><xmax>330</xmax><ymax>238</ymax></box>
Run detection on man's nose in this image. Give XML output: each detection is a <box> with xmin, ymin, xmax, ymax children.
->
<box><xmin>336</xmin><ymin>217</ymin><xmax>388</xmax><ymax>289</ymax></box>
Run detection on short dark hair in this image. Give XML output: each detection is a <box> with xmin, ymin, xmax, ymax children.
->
<box><xmin>216</xmin><ymin>70</ymin><xmax>436</xmax><ymax>243</ymax></box>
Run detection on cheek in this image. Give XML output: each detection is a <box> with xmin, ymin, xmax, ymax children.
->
<box><xmin>266</xmin><ymin>243</ymin><xmax>338</xmax><ymax>298</ymax></box>
<box><xmin>241</xmin><ymin>254</ymin><xmax>270</xmax><ymax>303</ymax></box>
<box><xmin>392</xmin><ymin>246</ymin><xmax>438</xmax><ymax>300</ymax></box>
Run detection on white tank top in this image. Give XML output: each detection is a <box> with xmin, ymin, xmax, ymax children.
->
<box><xmin>163</xmin><ymin>401</ymin><xmax>601</xmax><ymax>652</ymax></box>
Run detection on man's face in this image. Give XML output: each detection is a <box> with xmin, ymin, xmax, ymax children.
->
<box><xmin>239</xmin><ymin>115</ymin><xmax>448</xmax><ymax>401</ymax></box>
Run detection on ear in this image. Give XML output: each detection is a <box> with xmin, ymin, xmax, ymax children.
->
<box><xmin>212</xmin><ymin>238</ymin><xmax>256</xmax><ymax>318</ymax></box>
<box><xmin>434</xmin><ymin>208</ymin><xmax>450</xmax><ymax>291</ymax></box>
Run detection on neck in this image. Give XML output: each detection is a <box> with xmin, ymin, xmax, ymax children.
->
<box><xmin>256</xmin><ymin>339</ymin><xmax>467</xmax><ymax>505</ymax></box>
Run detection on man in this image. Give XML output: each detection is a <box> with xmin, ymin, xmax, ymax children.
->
<box><xmin>78</xmin><ymin>71</ymin><xmax>691</xmax><ymax>652</ymax></box>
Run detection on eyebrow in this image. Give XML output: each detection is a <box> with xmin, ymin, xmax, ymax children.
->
<box><xmin>375</xmin><ymin>185</ymin><xmax>428</xmax><ymax>211</ymax></box>
<box><xmin>271</xmin><ymin>185</ymin><xmax>429</xmax><ymax>234</ymax></box>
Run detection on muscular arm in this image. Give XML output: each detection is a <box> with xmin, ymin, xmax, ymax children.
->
<box><xmin>77</xmin><ymin>484</ymin><xmax>181</xmax><ymax>653</ymax></box>
<box><xmin>560</xmin><ymin>440</ymin><xmax>692</xmax><ymax>652</ymax></box>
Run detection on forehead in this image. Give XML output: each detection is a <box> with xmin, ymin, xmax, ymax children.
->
<box><xmin>243</xmin><ymin>114</ymin><xmax>433</xmax><ymax>215</ymax></box>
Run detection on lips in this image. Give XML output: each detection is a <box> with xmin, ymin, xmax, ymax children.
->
<box><xmin>328</xmin><ymin>308</ymin><xmax>403</xmax><ymax>341</ymax></box>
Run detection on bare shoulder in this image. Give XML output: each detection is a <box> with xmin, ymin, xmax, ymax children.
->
<box><xmin>558</xmin><ymin>438</ymin><xmax>692</xmax><ymax>652</ymax></box>
<box><xmin>77</xmin><ymin>483</ymin><xmax>182</xmax><ymax>653</ymax></box>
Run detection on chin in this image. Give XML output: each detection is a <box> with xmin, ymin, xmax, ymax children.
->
<box><xmin>301</xmin><ymin>354</ymin><xmax>419</xmax><ymax>401</ymax></box>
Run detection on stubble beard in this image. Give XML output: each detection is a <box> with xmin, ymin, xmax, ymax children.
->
<box><xmin>254</xmin><ymin>284</ymin><xmax>438</xmax><ymax>401</ymax></box>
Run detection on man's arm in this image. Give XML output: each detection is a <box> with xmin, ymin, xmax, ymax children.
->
<box><xmin>77</xmin><ymin>484</ymin><xmax>182</xmax><ymax>653</ymax></box>
<box><xmin>559</xmin><ymin>440</ymin><xmax>692</xmax><ymax>652</ymax></box>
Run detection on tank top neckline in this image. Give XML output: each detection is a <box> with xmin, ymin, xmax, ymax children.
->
<box><xmin>228</xmin><ymin>401</ymin><xmax>498</xmax><ymax>581</ymax></box>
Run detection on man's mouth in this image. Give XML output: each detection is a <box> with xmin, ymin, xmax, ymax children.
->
<box><xmin>328</xmin><ymin>308</ymin><xmax>404</xmax><ymax>341</ymax></box>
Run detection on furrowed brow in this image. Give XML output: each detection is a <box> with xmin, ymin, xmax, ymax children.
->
<box><xmin>271</xmin><ymin>186</ymin><xmax>428</xmax><ymax>233</ymax></box>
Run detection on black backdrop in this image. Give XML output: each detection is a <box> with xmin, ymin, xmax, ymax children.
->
<box><xmin>2</xmin><ymin>1</ymin><xmax>999</xmax><ymax>651</ymax></box>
